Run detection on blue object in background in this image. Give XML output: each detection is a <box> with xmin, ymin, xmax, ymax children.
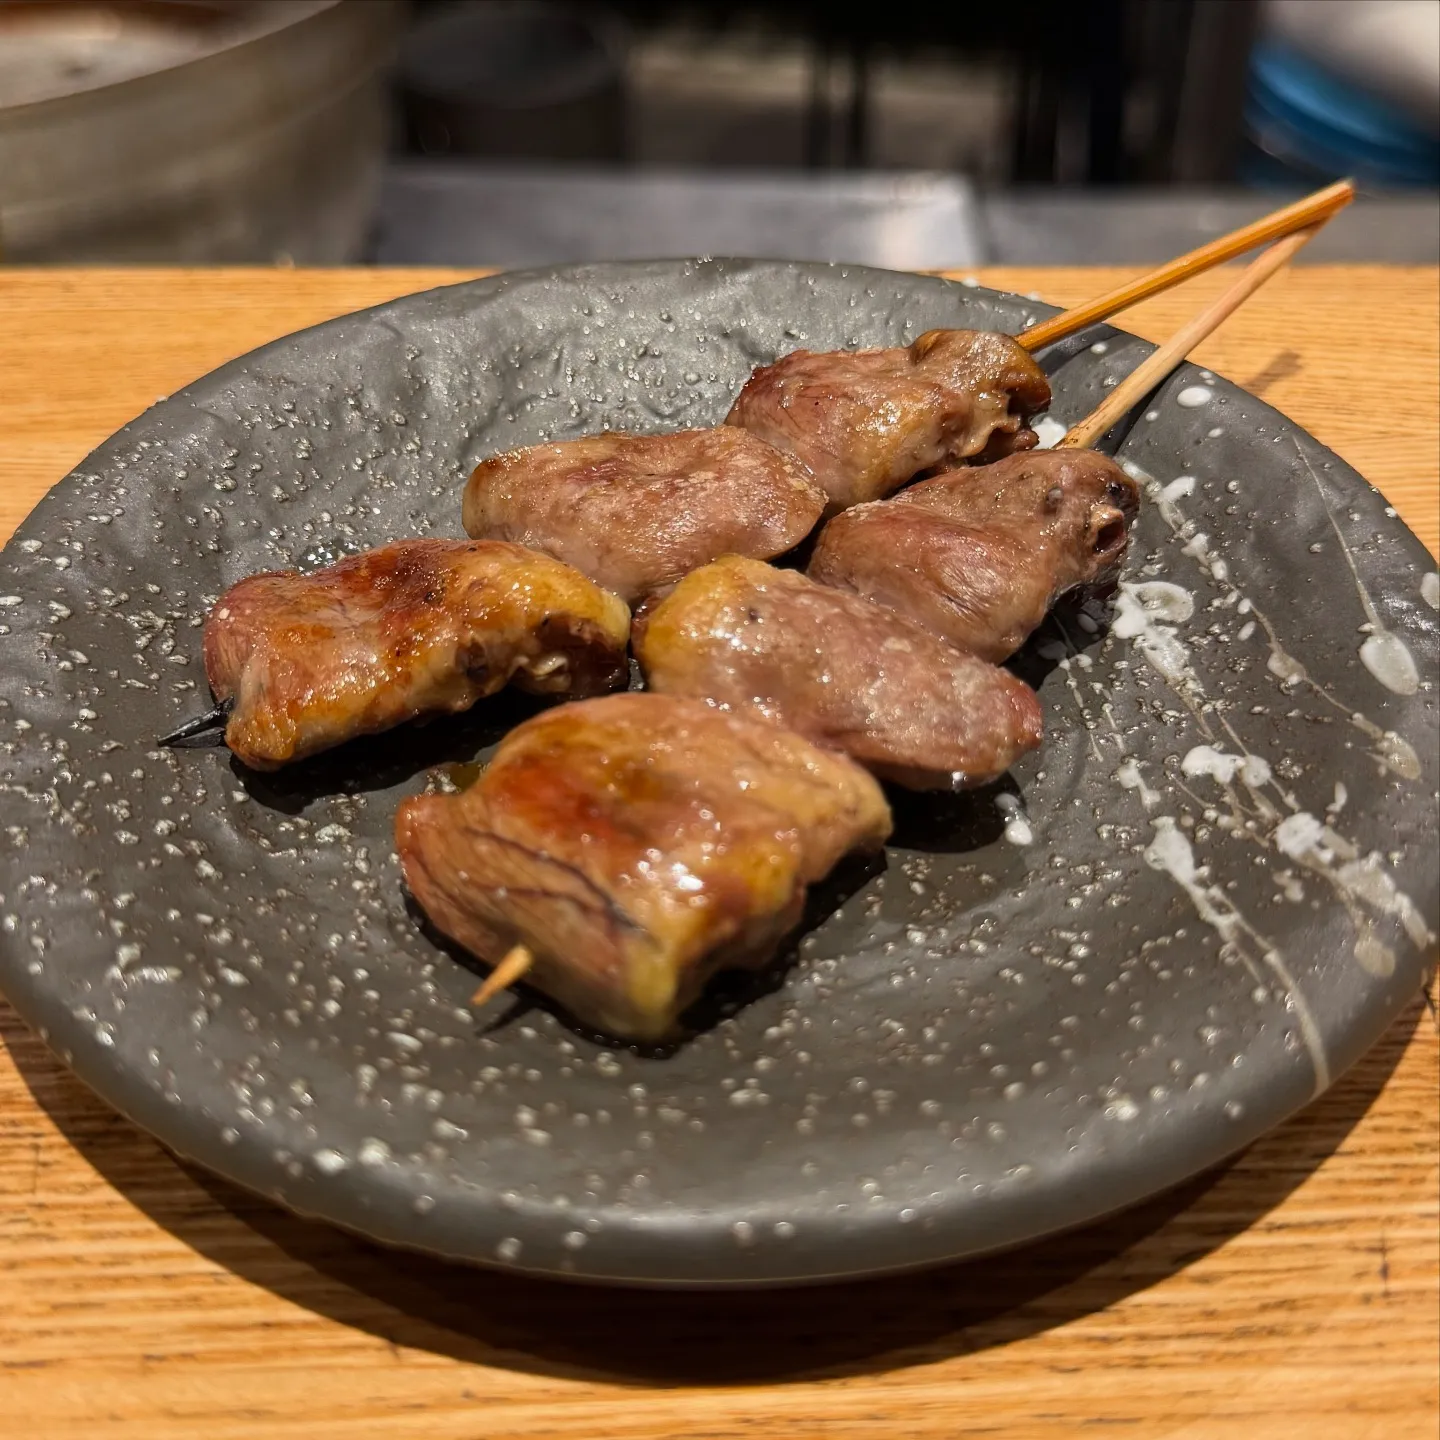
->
<box><xmin>1243</xmin><ymin>39</ymin><xmax>1440</xmax><ymax>187</ymax></box>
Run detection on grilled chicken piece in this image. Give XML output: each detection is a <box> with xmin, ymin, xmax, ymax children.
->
<box><xmin>634</xmin><ymin>557</ymin><xmax>1043</xmax><ymax>790</ymax></box>
<box><xmin>725</xmin><ymin>329</ymin><xmax>1051</xmax><ymax>514</ymax></box>
<box><xmin>204</xmin><ymin>539</ymin><xmax>630</xmax><ymax>770</ymax></box>
<box><xmin>809</xmin><ymin>448</ymin><xmax>1141</xmax><ymax>663</ymax></box>
<box><xmin>396</xmin><ymin>693</ymin><xmax>891</xmax><ymax>1041</ymax></box>
<box><xmin>462</xmin><ymin>428</ymin><xmax>825</xmax><ymax>603</ymax></box>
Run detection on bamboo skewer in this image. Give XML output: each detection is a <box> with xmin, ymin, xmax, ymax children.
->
<box><xmin>1057</xmin><ymin>224</ymin><xmax>1321</xmax><ymax>452</ymax></box>
<box><xmin>1016</xmin><ymin>179</ymin><xmax>1353</xmax><ymax>353</ymax></box>
<box><xmin>470</xmin><ymin>944</ymin><xmax>534</xmax><ymax>1008</ymax></box>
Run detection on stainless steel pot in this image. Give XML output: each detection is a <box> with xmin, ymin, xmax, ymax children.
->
<box><xmin>0</xmin><ymin>0</ymin><xmax>403</xmax><ymax>262</ymax></box>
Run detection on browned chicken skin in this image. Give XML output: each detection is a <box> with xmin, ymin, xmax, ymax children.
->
<box><xmin>725</xmin><ymin>329</ymin><xmax>1052</xmax><ymax>514</ymax></box>
<box><xmin>396</xmin><ymin>693</ymin><xmax>892</xmax><ymax>1041</ymax></box>
<box><xmin>634</xmin><ymin>557</ymin><xmax>1043</xmax><ymax>790</ymax></box>
<box><xmin>462</xmin><ymin>428</ymin><xmax>825</xmax><ymax>603</ymax></box>
<box><xmin>808</xmin><ymin>448</ymin><xmax>1141</xmax><ymax>663</ymax></box>
<box><xmin>204</xmin><ymin>539</ymin><xmax>630</xmax><ymax>770</ymax></box>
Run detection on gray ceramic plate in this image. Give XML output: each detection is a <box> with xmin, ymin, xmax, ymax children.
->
<box><xmin>0</xmin><ymin>261</ymin><xmax>1435</xmax><ymax>1287</ymax></box>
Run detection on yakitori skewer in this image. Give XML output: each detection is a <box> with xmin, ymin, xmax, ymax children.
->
<box><xmin>453</xmin><ymin>226</ymin><xmax>1332</xmax><ymax>1026</ymax></box>
<box><xmin>459</xmin><ymin>187</ymin><xmax>1357</xmax><ymax>576</ymax></box>
<box><xmin>724</xmin><ymin>183</ymin><xmax>1353</xmax><ymax>513</ymax></box>
<box><xmin>808</xmin><ymin>224</ymin><xmax>1325</xmax><ymax>662</ymax></box>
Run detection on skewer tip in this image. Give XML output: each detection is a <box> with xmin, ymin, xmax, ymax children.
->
<box><xmin>157</xmin><ymin>698</ymin><xmax>234</xmax><ymax>747</ymax></box>
<box><xmin>470</xmin><ymin>945</ymin><xmax>534</xmax><ymax>1008</ymax></box>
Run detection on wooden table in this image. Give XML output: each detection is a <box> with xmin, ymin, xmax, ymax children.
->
<box><xmin>1</xmin><ymin>267</ymin><xmax>1436</xmax><ymax>1439</ymax></box>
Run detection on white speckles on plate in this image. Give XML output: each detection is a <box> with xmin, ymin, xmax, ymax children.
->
<box><xmin>1358</xmin><ymin>630</ymin><xmax>1421</xmax><ymax>696</ymax></box>
<box><xmin>995</xmin><ymin>792</ymin><xmax>1034</xmax><ymax>846</ymax></box>
<box><xmin>1031</xmin><ymin>414</ymin><xmax>1067</xmax><ymax>449</ymax></box>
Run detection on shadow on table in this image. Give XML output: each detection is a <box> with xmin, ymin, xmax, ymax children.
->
<box><xmin>4</xmin><ymin>992</ymin><xmax>1429</xmax><ymax>1388</ymax></box>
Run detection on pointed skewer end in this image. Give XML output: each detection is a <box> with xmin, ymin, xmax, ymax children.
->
<box><xmin>470</xmin><ymin>945</ymin><xmax>534</xmax><ymax>1008</ymax></box>
<box><xmin>157</xmin><ymin>698</ymin><xmax>234</xmax><ymax>747</ymax></box>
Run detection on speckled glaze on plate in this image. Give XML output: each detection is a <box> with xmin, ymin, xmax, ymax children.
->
<box><xmin>0</xmin><ymin>261</ymin><xmax>1435</xmax><ymax>1287</ymax></box>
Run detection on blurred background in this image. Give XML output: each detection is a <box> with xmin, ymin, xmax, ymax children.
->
<box><xmin>1</xmin><ymin>0</ymin><xmax>1436</xmax><ymax>266</ymax></box>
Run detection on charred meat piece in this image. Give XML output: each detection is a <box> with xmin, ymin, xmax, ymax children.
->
<box><xmin>395</xmin><ymin>693</ymin><xmax>891</xmax><ymax>1041</ymax></box>
<box><xmin>462</xmin><ymin>428</ymin><xmax>825</xmax><ymax>603</ymax></box>
<box><xmin>204</xmin><ymin>539</ymin><xmax>630</xmax><ymax>770</ymax></box>
<box><xmin>634</xmin><ymin>557</ymin><xmax>1043</xmax><ymax>790</ymax></box>
<box><xmin>809</xmin><ymin>448</ymin><xmax>1141</xmax><ymax>663</ymax></box>
<box><xmin>725</xmin><ymin>329</ymin><xmax>1051</xmax><ymax>514</ymax></box>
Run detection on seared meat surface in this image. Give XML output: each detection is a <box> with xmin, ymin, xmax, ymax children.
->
<box><xmin>204</xmin><ymin>539</ymin><xmax>630</xmax><ymax>770</ymax></box>
<box><xmin>395</xmin><ymin>693</ymin><xmax>891</xmax><ymax>1040</ymax></box>
<box><xmin>809</xmin><ymin>448</ymin><xmax>1140</xmax><ymax>662</ymax></box>
<box><xmin>462</xmin><ymin>428</ymin><xmax>825</xmax><ymax>603</ymax></box>
<box><xmin>725</xmin><ymin>329</ymin><xmax>1051</xmax><ymax>514</ymax></box>
<box><xmin>634</xmin><ymin>557</ymin><xmax>1042</xmax><ymax>790</ymax></box>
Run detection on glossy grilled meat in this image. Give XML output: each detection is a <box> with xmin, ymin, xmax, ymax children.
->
<box><xmin>725</xmin><ymin>329</ymin><xmax>1051</xmax><ymax>514</ymax></box>
<box><xmin>809</xmin><ymin>448</ymin><xmax>1141</xmax><ymax>663</ymax></box>
<box><xmin>634</xmin><ymin>557</ymin><xmax>1043</xmax><ymax>790</ymax></box>
<box><xmin>462</xmin><ymin>427</ymin><xmax>825</xmax><ymax>603</ymax></box>
<box><xmin>204</xmin><ymin>539</ymin><xmax>630</xmax><ymax>770</ymax></box>
<box><xmin>395</xmin><ymin>693</ymin><xmax>892</xmax><ymax>1041</ymax></box>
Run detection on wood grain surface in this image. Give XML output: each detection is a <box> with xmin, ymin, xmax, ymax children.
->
<box><xmin>0</xmin><ymin>266</ymin><xmax>1436</xmax><ymax>1439</ymax></box>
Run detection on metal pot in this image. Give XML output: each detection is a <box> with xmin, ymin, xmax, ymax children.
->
<box><xmin>399</xmin><ymin>1</ymin><xmax>626</xmax><ymax>162</ymax></box>
<box><xmin>0</xmin><ymin>0</ymin><xmax>404</xmax><ymax>262</ymax></box>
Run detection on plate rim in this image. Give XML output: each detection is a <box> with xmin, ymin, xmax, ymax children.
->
<box><xmin>0</xmin><ymin>257</ymin><xmax>1434</xmax><ymax>1288</ymax></box>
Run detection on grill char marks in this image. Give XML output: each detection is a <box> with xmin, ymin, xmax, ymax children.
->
<box><xmin>203</xmin><ymin>539</ymin><xmax>631</xmax><ymax>769</ymax></box>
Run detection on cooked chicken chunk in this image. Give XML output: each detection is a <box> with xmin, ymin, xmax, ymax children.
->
<box><xmin>395</xmin><ymin>693</ymin><xmax>892</xmax><ymax>1040</ymax></box>
<box><xmin>809</xmin><ymin>448</ymin><xmax>1140</xmax><ymax>662</ymax></box>
<box><xmin>204</xmin><ymin>539</ymin><xmax>630</xmax><ymax>769</ymax></box>
<box><xmin>726</xmin><ymin>329</ymin><xmax>1051</xmax><ymax>514</ymax></box>
<box><xmin>462</xmin><ymin>428</ymin><xmax>825</xmax><ymax>603</ymax></box>
<box><xmin>634</xmin><ymin>557</ymin><xmax>1043</xmax><ymax>790</ymax></box>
